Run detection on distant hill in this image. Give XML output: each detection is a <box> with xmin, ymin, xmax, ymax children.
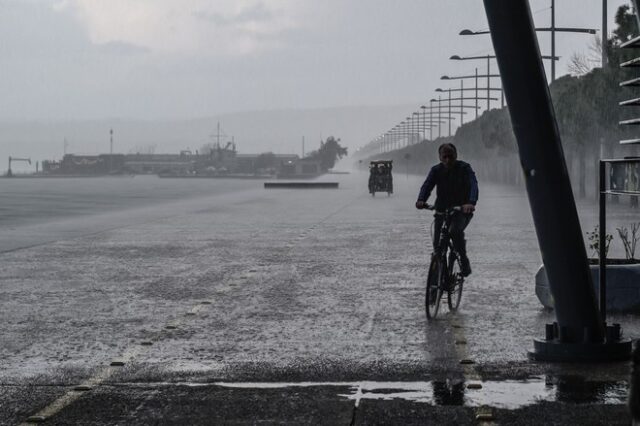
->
<box><xmin>0</xmin><ymin>104</ymin><xmax>420</xmax><ymax>172</ymax></box>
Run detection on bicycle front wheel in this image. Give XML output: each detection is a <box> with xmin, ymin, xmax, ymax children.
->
<box><xmin>426</xmin><ymin>255</ymin><xmax>444</xmax><ymax>319</ymax></box>
<box><xmin>447</xmin><ymin>252</ymin><xmax>464</xmax><ymax>311</ymax></box>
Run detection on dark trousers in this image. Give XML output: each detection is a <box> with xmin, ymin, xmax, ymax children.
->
<box><xmin>433</xmin><ymin>212</ymin><xmax>473</xmax><ymax>257</ymax></box>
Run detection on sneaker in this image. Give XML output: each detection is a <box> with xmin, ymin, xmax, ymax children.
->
<box><xmin>460</xmin><ymin>257</ymin><xmax>472</xmax><ymax>277</ymax></box>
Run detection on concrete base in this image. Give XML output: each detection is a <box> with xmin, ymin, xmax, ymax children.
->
<box><xmin>530</xmin><ymin>338</ymin><xmax>632</xmax><ymax>362</ymax></box>
<box><xmin>529</xmin><ymin>322</ymin><xmax>632</xmax><ymax>362</ymax></box>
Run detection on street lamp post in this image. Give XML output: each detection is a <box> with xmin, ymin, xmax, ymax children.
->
<box><xmin>551</xmin><ymin>0</ymin><xmax>556</xmax><ymax>80</ymax></box>
<box><xmin>426</xmin><ymin>98</ymin><xmax>473</xmax><ymax>139</ymax></box>
<box><xmin>475</xmin><ymin>68</ymin><xmax>479</xmax><ymax>118</ymax></box>
<box><xmin>460</xmin><ymin>14</ymin><xmax>596</xmax><ymax>82</ymax></box>
<box><xmin>438</xmin><ymin>96</ymin><xmax>442</xmax><ymax>138</ymax></box>
<box><xmin>441</xmin><ymin>73</ymin><xmax>504</xmax><ymax>113</ymax></box>
<box><xmin>420</xmin><ymin>105</ymin><xmax>427</xmax><ymax>141</ymax></box>
<box><xmin>448</xmin><ymin>90</ymin><xmax>452</xmax><ymax>136</ymax></box>
<box><xmin>430</xmin><ymin>99</ymin><xmax>435</xmax><ymax>140</ymax></box>
<box><xmin>109</xmin><ymin>128</ymin><xmax>113</xmax><ymax>173</ymax></box>
<box><xmin>413</xmin><ymin>111</ymin><xmax>420</xmax><ymax>144</ymax></box>
<box><xmin>433</xmin><ymin>89</ymin><xmax>490</xmax><ymax>132</ymax></box>
<box><xmin>603</xmin><ymin>0</ymin><xmax>608</xmax><ymax>70</ymax></box>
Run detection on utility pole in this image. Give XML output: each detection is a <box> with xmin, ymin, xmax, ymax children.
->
<box><xmin>475</xmin><ymin>68</ymin><xmax>479</xmax><ymax>119</ymax></box>
<box><xmin>302</xmin><ymin>136</ymin><xmax>305</xmax><ymax>157</ymax></box>
<box><xmin>603</xmin><ymin>0</ymin><xmax>608</xmax><ymax>69</ymax></box>
<box><xmin>109</xmin><ymin>129</ymin><xmax>113</xmax><ymax>173</ymax></box>
<box><xmin>460</xmin><ymin>80</ymin><xmax>464</xmax><ymax>125</ymax></box>
<box><xmin>487</xmin><ymin>56</ymin><xmax>491</xmax><ymax>110</ymax></box>
<box><xmin>551</xmin><ymin>0</ymin><xmax>556</xmax><ymax>81</ymax></box>
<box><xmin>438</xmin><ymin>96</ymin><xmax>442</xmax><ymax>139</ymax></box>
<box><xmin>448</xmin><ymin>90</ymin><xmax>452</xmax><ymax>136</ymax></box>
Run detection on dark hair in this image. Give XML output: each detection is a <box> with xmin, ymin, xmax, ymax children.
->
<box><xmin>438</xmin><ymin>143</ymin><xmax>457</xmax><ymax>156</ymax></box>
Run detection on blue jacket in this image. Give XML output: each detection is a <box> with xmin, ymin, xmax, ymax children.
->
<box><xmin>417</xmin><ymin>161</ymin><xmax>479</xmax><ymax>210</ymax></box>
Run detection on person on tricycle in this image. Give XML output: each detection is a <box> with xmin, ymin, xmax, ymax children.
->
<box><xmin>369</xmin><ymin>161</ymin><xmax>393</xmax><ymax>196</ymax></box>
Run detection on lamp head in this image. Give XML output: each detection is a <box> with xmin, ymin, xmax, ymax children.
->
<box><xmin>441</xmin><ymin>75</ymin><xmax>450</xmax><ymax>80</ymax></box>
<box><xmin>459</xmin><ymin>29</ymin><xmax>474</xmax><ymax>35</ymax></box>
<box><xmin>450</xmin><ymin>55</ymin><xmax>462</xmax><ymax>60</ymax></box>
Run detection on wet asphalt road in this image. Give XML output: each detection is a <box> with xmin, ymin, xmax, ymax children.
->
<box><xmin>0</xmin><ymin>172</ymin><xmax>638</xmax><ymax>425</ymax></box>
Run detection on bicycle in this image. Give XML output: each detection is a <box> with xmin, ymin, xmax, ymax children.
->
<box><xmin>421</xmin><ymin>204</ymin><xmax>465</xmax><ymax>319</ymax></box>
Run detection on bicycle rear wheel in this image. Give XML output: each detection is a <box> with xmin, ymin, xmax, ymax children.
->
<box><xmin>426</xmin><ymin>255</ymin><xmax>444</xmax><ymax>319</ymax></box>
<box><xmin>447</xmin><ymin>252</ymin><xmax>464</xmax><ymax>311</ymax></box>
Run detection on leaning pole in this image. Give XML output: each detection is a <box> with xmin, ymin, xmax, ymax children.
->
<box><xmin>482</xmin><ymin>0</ymin><xmax>630</xmax><ymax>361</ymax></box>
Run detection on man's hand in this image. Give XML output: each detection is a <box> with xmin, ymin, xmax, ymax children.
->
<box><xmin>462</xmin><ymin>204</ymin><xmax>475</xmax><ymax>214</ymax></box>
<box><xmin>415</xmin><ymin>200</ymin><xmax>425</xmax><ymax>209</ymax></box>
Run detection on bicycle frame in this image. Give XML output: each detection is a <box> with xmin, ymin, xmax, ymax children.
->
<box><xmin>433</xmin><ymin>210</ymin><xmax>458</xmax><ymax>260</ymax></box>
<box><xmin>424</xmin><ymin>205</ymin><xmax>465</xmax><ymax>318</ymax></box>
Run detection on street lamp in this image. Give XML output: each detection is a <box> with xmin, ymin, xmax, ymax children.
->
<box><xmin>459</xmin><ymin>5</ymin><xmax>597</xmax><ymax>82</ymax></box>
<box><xmin>451</xmin><ymin>54</ymin><xmax>553</xmax><ymax>109</ymax></box>
<box><xmin>412</xmin><ymin>111</ymin><xmax>420</xmax><ymax>145</ymax></box>
<box><xmin>437</xmin><ymin>78</ymin><xmax>502</xmax><ymax>118</ymax></box>
<box><xmin>428</xmin><ymin>97</ymin><xmax>466</xmax><ymax>138</ymax></box>
<box><xmin>433</xmin><ymin>88</ymin><xmax>491</xmax><ymax>127</ymax></box>
<box><xmin>441</xmin><ymin>71</ymin><xmax>505</xmax><ymax>113</ymax></box>
<box><xmin>420</xmin><ymin>105</ymin><xmax>427</xmax><ymax>141</ymax></box>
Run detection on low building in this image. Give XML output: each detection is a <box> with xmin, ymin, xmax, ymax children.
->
<box><xmin>278</xmin><ymin>157</ymin><xmax>323</xmax><ymax>178</ymax></box>
<box><xmin>123</xmin><ymin>152</ymin><xmax>195</xmax><ymax>175</ymax></box>
<box><xmin>53</xmin><ymin>154</ymin><xmax>125</xmax><ymax>175</ymax></box>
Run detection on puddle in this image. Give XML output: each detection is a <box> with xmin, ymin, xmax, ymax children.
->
<box><xmin>214</xmin><ymin>376</ymin><xmax>628</xmax><ymax>409</ymax></box>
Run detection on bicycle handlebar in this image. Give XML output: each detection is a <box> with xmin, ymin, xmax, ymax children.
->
<box><xmin>421</xmin><ymin>204</ymin><xmax>462</xmax><ymax>213</ymax></box>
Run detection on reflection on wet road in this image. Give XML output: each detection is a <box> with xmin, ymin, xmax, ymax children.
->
<box><xmin>1</xmin><ymin>173</ymin><xmax>638</xmax><ymax>424</ymax></box>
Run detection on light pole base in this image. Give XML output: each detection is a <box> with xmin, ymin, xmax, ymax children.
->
<box><xmin>529</xmin><ymin>322</ymin><xmax>632</xmax><ymax>362</ymax></box>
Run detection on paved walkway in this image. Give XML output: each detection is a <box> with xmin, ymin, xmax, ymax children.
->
<box><xmin>0</xmin><ymin>173</ymin><xmax>637</xmax><ymax>424</ymax></box>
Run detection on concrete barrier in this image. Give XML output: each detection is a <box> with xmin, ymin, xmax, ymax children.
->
<box><xmin>536</xmin><ymin>262</ymin><xmax>640</xmax><ymax>313</ymax></box>
<box><xmin>264</xmin><ymin>182</ymin><xmax>339</xmax><ymax>189</ymax></box>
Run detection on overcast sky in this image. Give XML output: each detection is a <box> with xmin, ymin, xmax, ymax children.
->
<box><xmin>0</xmin><ymin>0</ymin><xmax>631</xmax><ymax>122</ymax></box>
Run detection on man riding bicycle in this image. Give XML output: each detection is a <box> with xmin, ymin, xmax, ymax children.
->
<box><xmin>415</xmin><ymin>143</ymin><xmax>478</xmax><ymax>277</ymax></box>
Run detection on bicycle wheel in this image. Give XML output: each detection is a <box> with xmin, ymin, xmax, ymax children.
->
<box><xmin>426</xmin><ymin>255</ymin><xmax>444</xmax><ymax>319</ymax></box>
<box><xmin>447</xmin><ymin>251</ymin><xmax>464</xmax><ymax>311</ymax></box>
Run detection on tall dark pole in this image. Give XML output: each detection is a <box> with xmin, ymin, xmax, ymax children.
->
<box><xmin>430</xmin><ymin>100</ymin><xmax>434</xmax><ymax>140</ymax></box>
<box><xmin>475</xmin><ymin>68</ymin><xmax>479</xmax><ymax>119</ymax></box>
<box><xmin>109</xmin><ymin>128</ymin><xmax>113</xmax><ymax>173</ymax></box>
<box><xmin>599</xmin><ymin>161</ymin><xmax>607</xmax><ymax>322</ymax></box>
<box><xmin>483</xmin><ymin>0</ymin><xmax>623</xmax><ymax>360</ymax></box>
<box><xmin>460</xmin><ymin>80</ymin><xmax>464</xmax><ymax>125</ymax></box>
<box><xmin>421</xmin><ymin>106</ymin><xmax>426</xmax><ymax>142</ymax></box>
<box><xmin>438</xmin><ymin>96</ymin><xmax>442</xmax><ymax>138</ymax></box>
<box><xmin>603</xmin><ymin>0</ymin><xmax>608</xmax><ymax>69</ymax></box>
<box><xmin>448</xmin><ymin>90</ymin><xmax>452</xmax><ymax>136</ymax></box>
<box><xmin>410</xmin><ymin>117</ymin><xmax>414</xmax><ymax>146</ymax></box>
<box><xmin>487</xmin><ymin>56</ymin><xmax>491</xmax><ymax>110</ymax></box>
<box><xmin>551</xmin><ymin>0</ymin><xmax>556</xmax><ymax>81</ymax></box>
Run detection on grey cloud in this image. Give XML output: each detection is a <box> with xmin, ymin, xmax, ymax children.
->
<box><xmin>95</xmin><ymin>41</ymin><xmax>150</xmax><ymax>56</ymax></box>
<box><xmin>193</xmin><ymin>2</ymin><xmax>274</xmax><ymax>28</ymax></box>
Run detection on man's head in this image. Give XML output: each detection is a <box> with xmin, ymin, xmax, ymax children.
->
<box><xmin>438</xmin><ymin>143</ymin><xmax>458</xmax><ymax>169</ymax></box>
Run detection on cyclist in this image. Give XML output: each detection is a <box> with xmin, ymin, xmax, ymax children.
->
<box><xmin>415</xmin><ymin>143</ymin><xmax>478</xmax><ymax>277</ymax></box>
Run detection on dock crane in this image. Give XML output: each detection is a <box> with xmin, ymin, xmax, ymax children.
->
<box><xmin>7</xmin><ymin>156</ymin><xmax>31</xmax><ymax>177</ymax></box>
